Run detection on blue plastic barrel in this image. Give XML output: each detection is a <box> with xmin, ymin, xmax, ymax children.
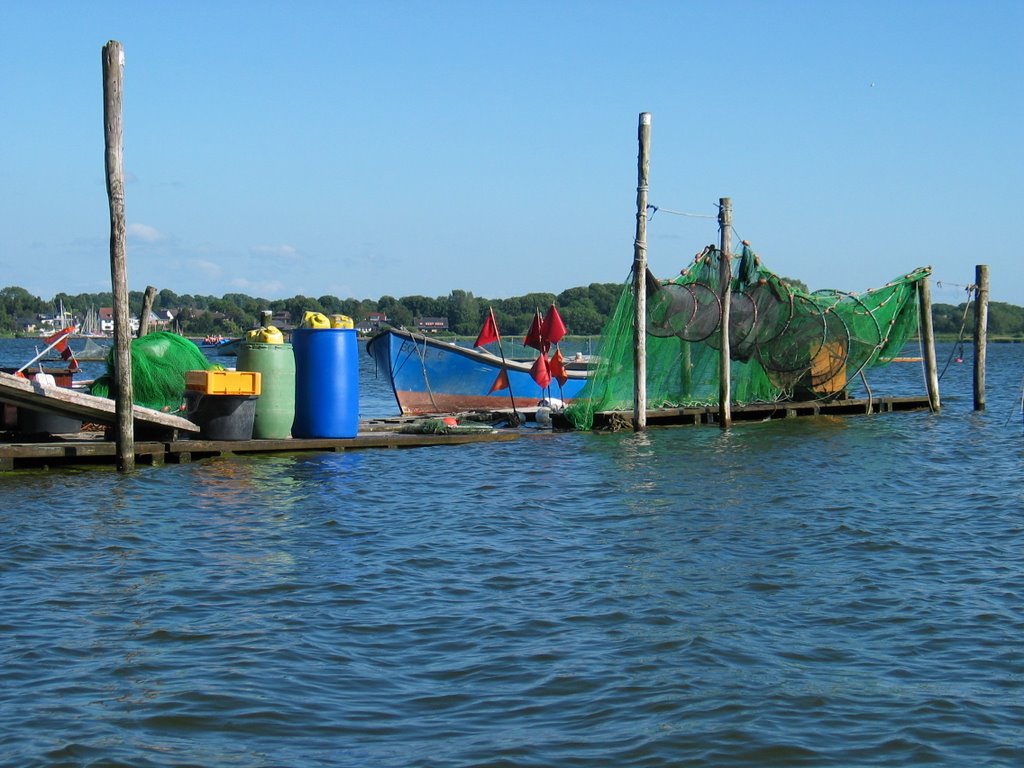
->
<box><xmin>292</xmin><ymin>328</ymin><xmax>359</xmax><ymax>438</ymax></box>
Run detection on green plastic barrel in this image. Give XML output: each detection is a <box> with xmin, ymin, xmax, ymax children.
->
<box><xmin>236</xmin><ymin>342</ymin><xmax>296</xmax><ymax>439</ymax></box>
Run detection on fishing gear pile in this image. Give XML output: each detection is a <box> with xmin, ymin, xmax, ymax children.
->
<box><xmin>565</xmin><ymin>244</ymin><xmax>929</xmax><ymax>430</ymax></box>
<box><xmin>90</xmin><ymin>331</ymin><xmax>213</xmax><ymax>412</ymax></box>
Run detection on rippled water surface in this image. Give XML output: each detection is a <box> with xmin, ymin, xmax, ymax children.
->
<box><xmin>1</xmin><ymin>340</ymin><xmax>1022</xmax><ymax>766</ymax></box>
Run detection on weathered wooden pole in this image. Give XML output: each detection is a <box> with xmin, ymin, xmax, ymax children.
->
<box><xmin>103</xmin><ymin>40</ymin><xmax>134</xmax><ymax>472</ymax></box>
<box><xmin>973</xmin><ymin>264</ymin><xmax>989</xmax><ymax>410</ymax></box>
<box><xmin>717</xmin><ymin>197</ymin><xmax>732</xmax><ymax>428</ymax></box>
<box><xmin>137</xmin><ymin>285</ymin><xmax>157</xmax><ymax>337</ymax></box>
<box><xmin>917</xmin><ymin>274</ymin><xmax>941</xmax><ymax>412</ymax></box>
<box><xmin>632</xmin><ymin>112</ymin><xmax>651</xmax><ymax>431</ymax></box>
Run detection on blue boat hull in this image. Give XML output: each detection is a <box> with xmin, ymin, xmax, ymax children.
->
<box><xmin>366</xmin><ymin>329</ymin><xmax>589</xmax><ymax>415</ymax></box>
<box><xmin>199</xmin><ymin>338</ymin><xmax>241</xmax><ymax>357</ymax></box>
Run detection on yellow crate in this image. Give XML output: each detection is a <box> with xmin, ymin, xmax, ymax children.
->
<box><xmin>185</xmin><ymin>369</ymin><xmax>261</xmax><ymax>396</ymax></box>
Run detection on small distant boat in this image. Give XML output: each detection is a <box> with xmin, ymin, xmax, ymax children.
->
<box><xmin>366</xmin><ymin>327</ymin><xmax>590</xmax><ymax>416</ymax></box>
<box><xmin>198</xmin><ymin>337</ymin><xmax>241</xmax><ymax>357</ymax></box>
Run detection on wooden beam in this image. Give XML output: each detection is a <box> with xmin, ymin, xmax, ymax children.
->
<box><xmin>917</xmin><ymin>275</ymin><xmax>941</xmax><ymax>412</ymax></box>
<box><xmin>718</xmin><ymin>197</ymin><xmax>732</xmax><ymax>428</ymax></box>
<box><xmin>103</xmin><ymin>40</ymin><xmax>134</xmax><ymax>471</ymax></box>
<box><xmin>138</xmin><ymin>285</ymin><xmax>157</xmax><ymax>338</ymax></box>
<box><xmin>0</xmin><ymin>372</ymin><xmax>199</xmax><ymax>434</ymax></box>
<box><xmin>973</xmin><ymin>264</ymin><xmax>988</xmax><ymax>411</ymax></box>
<box><xmin>633</xmin><ymin>112</ymin><xmax>651</xmax><ymax>432</ymax></box>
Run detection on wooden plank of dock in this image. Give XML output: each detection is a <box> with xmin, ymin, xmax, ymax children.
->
<box><xmin>0</xmin><ymin>438</ymin><xmax>173</xmax><ymax>470</ymax></box>
<box><xmin>0</xmin><ymin>427</ymin><xmax>521</xmax><ymax>472</ymax></box>
<box><xmin>0</xmin><ymin>371</ymin><xmax>199</xmax><ymax>438</ymax></box>
<box><xmin>585</xmin><ymin>395</ymin><xmax>933</xmax><ymax>430</ymax></box>
<box><xmin>163</xmin><ymin>430</ymin><xmax>521</xmax><ymax>463</ymax></box>
<box><xmin>0</xmin><ymin>395</ymin><xmax>933</xmax><ymax>471</ymax></box>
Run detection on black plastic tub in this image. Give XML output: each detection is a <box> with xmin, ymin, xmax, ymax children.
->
<box><xmin>185</xmin><ymin>393</ymin><xmax>257</xmax><ymax>440</ymax></box>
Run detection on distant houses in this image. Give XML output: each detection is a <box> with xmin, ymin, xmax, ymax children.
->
<box><xmin>16</xmin><ymin>302</ymin><xmax>454</xmax><ymax>338</ymax></box>
<box><xmin>356</xmin><ymin>312</ymin><xmax>388</xmax><ymax>335</ymax></box>
<box><xmin>98</xmin><ymin>307</ymin><xmax>140</xmax><ymax>334</ymax></box>
<box><xmin>354</xmin><ymin>314</ymin><xmax>450</xmax><ymax>335</ymax></box>
<box><xmin>27</xmin><ymin>309</ymin><xmax>75</xmax><ymax>335</ymax></box>
<box><xmin>98</xmin><ymin>307</ymin><xmax>114</xmax><ymax>334</ymax></box>
<box><xmin>152</xmin><ymin>309</ymin><xmax>176</xmax><ymax>327</ymax></box>
<box><xmin>96</xmin><ymin>307</ymin><xmax>176</xmax><ymax>335</ymax></box>
<box><xmin>269</xmin><ymin>310</ymin><xmax>293</xmax><ymax>330</ymax></box>
<box><xmin>415</xmin><ymin>317</ymin><xmax>449</xmax><ymax>333</ymax></box>
<box><xmin>85</xmin><ymin>309</ymin><xmax>176</xmax><ymax>335</ymax></box>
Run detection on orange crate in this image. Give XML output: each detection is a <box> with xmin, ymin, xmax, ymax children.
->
<box><xmin>185</xmin><ymin>369</ymin><xmax>261</xmax><ymax>396</ymax></box>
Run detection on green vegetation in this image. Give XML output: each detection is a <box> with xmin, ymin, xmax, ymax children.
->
<box><xmin>2</xmin><ymin>283</ymin><xmax>1023</xmax><ymax>341</ymax></box>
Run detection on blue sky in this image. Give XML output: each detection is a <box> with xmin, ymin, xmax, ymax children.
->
<box><xmin>2</xmin><ymin>0</ymin><xmax>1021</xmax><ymax>306</ymax></box>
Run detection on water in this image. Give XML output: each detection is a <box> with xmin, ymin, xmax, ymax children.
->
<box><xmin>1</xmin><ymin>338</ymin><xmax>1022</xmax><ymax>766</ymax></box>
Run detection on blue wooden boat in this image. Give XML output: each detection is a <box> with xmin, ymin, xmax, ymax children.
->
<box><xmin>198</xmin><ymin>337</ymin><xmax>241</xmax><ymax>357</ymax></box>
<box><xmin>366</xmin><ymin>327</ymin><xmax>589</xmax><ymax>415</ymax></box>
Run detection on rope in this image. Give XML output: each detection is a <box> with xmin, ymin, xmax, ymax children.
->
<box><xmin>409</xmin><ymin>330</ymin><xmax>439</xmax><ymax>411</ymax></box>
<box><xmin>938</xmin><ymin>285</ymin><xmax>975</xmax><ymax>381</ymax></box>
<box><xmin>645</xmin><ymin>204</ymin><xmax>743</xmax><ymax>258</ymax></box>
<box><xmin>647</xmin><ymin>204</ymin><xmax>716</xmax><ymax>220</ymax></box>
<box><xmin>859</xmin><ymin>369</ymin><xmax>874</xmax><ymax>414</ymax></box>
<box><xmin>936</xmin><ymin>280</ymin><xmax>975</xmax><ymax>291</ymax></box>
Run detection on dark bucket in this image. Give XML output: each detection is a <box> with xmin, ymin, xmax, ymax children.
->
<box><xmin>186</xmin><ymin>392</ymin><xmax>257</xmax><ymax>440</ymax></box>
<box><xmin>17</xmin><ymin>408</ymin><xmax>82</xmax><ymax>435</ymax></box>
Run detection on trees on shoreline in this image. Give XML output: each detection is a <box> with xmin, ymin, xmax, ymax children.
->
<box><xmin>0</xmin><ymin>283</ymin><xmax>626</xmax><ymax>338</ymax></box>
<box><xmin>2</xmin><ymin>283</ymin><xmax>1023</xmax><ymax>339</ymax></box>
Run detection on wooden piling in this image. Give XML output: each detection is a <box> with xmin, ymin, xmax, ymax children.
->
<box><xmin>973</xmin><ymin>264</ymin><xmax>988</xmax><ymax>410</ymax></box>
<box><xmin>103</xmin><ymin>40</ymin><xmax>134</xmax><ymax>472</ymax></box>
<box><xmin>717</xmin><ymin>197</ymin><xmax>732</xmax><ymax>428</ymax></box>
<box><xmin>916</xmin><ymin>274</ymin><xmax>940</xmax><ymax>412</ymax></box>
<box><xmin>137</xmin><ymin>285</ymin><xmax>157</xmax><ymax>337</ymax></box>
<box><xmin>632</xmin><ymin>112</ymin><xmax>651</xmax><ymax>432</ymax></box>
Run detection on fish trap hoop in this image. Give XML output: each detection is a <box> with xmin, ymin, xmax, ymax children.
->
<box><xmin>756</xmin><ymin>293</ymin><xmax>827</xmax><ymax>375</ymax></box>
<box><xmin>646</xmin><ymin>282</ymin><xmax>722</xmax><ymax>343</ymax></box>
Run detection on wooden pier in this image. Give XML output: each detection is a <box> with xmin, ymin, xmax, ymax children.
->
<box><xmin>0</xmin><ymin>426</ymin><xmax>521</xmax><ymax>472</ymax></box>
<box><xmin>0</xmin><ymin>368</ymin><xmax>935</xmax><ymax>471</ymax></box>
<box><xmin>0</xmin><ymin>369</ymin><xmax>527</xmax><ymax>472</ymax></box>
<box><xmin>582</xmin><ymin>395</ymin><xmax>932</xmax><ymax>431</ymax></box>
<box><xmin>1</xmin><ymin>396</ymin><xmax>936</xmax><ymax>471</ymax></box>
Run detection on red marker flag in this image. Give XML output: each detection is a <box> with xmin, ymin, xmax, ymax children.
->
<box><xmin>549</xmin><ymin>348</ymin><xmax>568</xmax><ymax>387</ymax></box>
<box><xmin>488</xmin><ymin>365</ymin><xmax>510</xmax><ymax>393</ymax></box>
<box><xmin>44</xmin><ymin>326</ymin><xmax>75</xmax><ymax>362</ymax></box>
<box><xmin>474</xmin><ymin>308</ymin><xmax>500</xmax><ymax>347</ymax></box>
<box><xmin>523</xmin><ymin>311</ymin><xmax>544</xmax><ymax>351</ymax></box>
<box><xmin>530</xmin><ymin>352</ymin><xmax>551</xmax><ymax>388</ymax></box>
<box><xmin>541</xmin><ymin>304</ymin><xmax>567</xmax><ymax>345</ymax></box>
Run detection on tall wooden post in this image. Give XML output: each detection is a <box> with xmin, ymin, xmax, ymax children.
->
<box><xmin>717</xmin><ymin>197</ymin><xmax>732</xmax><ymax>428</ymax></box>
<box><xmin>137</xmin><ymin>285</ymin><xmax>157</xmax><ymax>337</ymax></box>
<box><xmin>632</xmin><ymin>112</ymin><xmax>651</xmax><ymax>431</ymax></box>
<box><xmin>103</xmin><ymin>40</ymin><xmax>134</xmax><ymax>472</ymax></box>
<box><xmin>973</xmin><ymin>264</ymin><xmax>989</xmax><ymax>410</ymax></box>
<box><xmin>917</xmin><ymin>274</ymin><xmax>940</xmax><ymax>412</ymax></box>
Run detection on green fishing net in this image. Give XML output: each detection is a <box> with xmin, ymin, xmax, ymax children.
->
<box><xmin>90</xmin><ymin>331</ymin><xmax>213</xmax><ymax>412</ymax></box>
<box><xmin>565</xmin><ymin>244</ymin><xmax>929</xmax><ymax>430</ymax></box>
